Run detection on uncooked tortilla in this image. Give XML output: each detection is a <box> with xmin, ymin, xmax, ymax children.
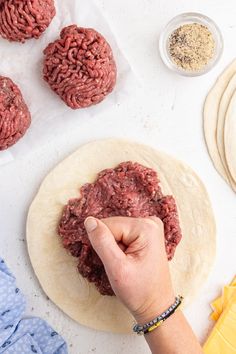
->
<box><xmin>216</xmin><ymin>72</ymin><xmax>236</xmax><ymax>188</ymax></box>
<box><xmin>224</xmin><ymin>91</ymin><xmax>236</xmax><ymax>183</ymax></box>
<box><xmin>27</xmin><ymin>139</ymin><xmax>216</xmax><ymax>334</ymax></box>
<box><xmin>204</xmin><ymin>59</ymin><xmax>236</xmax><ymax>190</ymax></box>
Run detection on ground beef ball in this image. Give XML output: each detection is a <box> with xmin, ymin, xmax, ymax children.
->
<box><xmin>59</xmin><ymin>162</ymin><xmax>182</xmax><ymax>296</ymax></box>
<box><xmin>0</xmin><ymin>0</ymin><xmax>56</xmax><ymax>42</ymax></box>
<box><xmin>43</xmin><ymin>25</ymin><xmax>117</xmax><ymax>109</ymax></box>
<box><xmin>0</xmin><ymin>76</ymin><xmax>31</xmax><ymax>150</ymax></box>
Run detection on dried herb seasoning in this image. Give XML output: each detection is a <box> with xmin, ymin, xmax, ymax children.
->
<box><xmin>169</xmin><ymin>23</ymin><xmax>215</xmax><ymax>72</ymax></box>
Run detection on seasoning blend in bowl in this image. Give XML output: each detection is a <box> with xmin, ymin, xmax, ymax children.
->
<box><xmin>159</xmin><ymin>13</ymin><xmax>223</xmax><ymax>76</ymax></box>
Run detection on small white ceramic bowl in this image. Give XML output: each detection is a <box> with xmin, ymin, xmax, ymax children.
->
<box><xmin>159</xmin><ymin>12</ymin><xmax>223</xmax><ymax>76</ymax></box>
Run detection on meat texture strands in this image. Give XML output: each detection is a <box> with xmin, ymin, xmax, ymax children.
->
<box><xmin>59</xmin><ymin>161</ymin><xmax>182</xmax><ymax>296</ymax></box>
<box><xmin>0</xmin><ymin>4</ymin><xmax>118</xmax><ymax>153</ymax></box>
<box><xmin>0</xmin><ymin>0</ymin><xmax>56</xmax><ymax>42</ymax></box>
<box><xmin>43</xmin><ymin>25</ymin><xmax>117</xmax><ymax>109</ymax></box>
<box><xmin>0</xmin><ymin>76</ymin><xmax>31</xmax><ymax>150</ymax></box>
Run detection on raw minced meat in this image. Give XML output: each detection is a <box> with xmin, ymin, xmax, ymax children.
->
<box><xmin>0</xmin><ymin>0</ymin><xmax>56</xmax><ymax>42</ymax></box>
<box><xmin>0</xmin><ymin>76</ymin><xmax>31</xmax><ymax>150</ymax></box>
<box><xmin>43</xmin><ymin>25</ymin><xmax>117</xmax><ymax>109</ymax></box>
<box><xmin>58</xmin><ymin>162</ymin><xmax>182</xmax><ymax>296</ymax></box>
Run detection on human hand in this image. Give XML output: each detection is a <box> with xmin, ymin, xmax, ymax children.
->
<box><xmin>84</xmin><ymin>216</ymin><xmax>175</xmax><ymax>324</ymax></box>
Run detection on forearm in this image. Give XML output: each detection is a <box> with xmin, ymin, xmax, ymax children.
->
<box><xmin>86</xmin><ymin>217</ymin><xmax>202</xmax><ymax>353</ymax></box>
<box><xmin>144</xmin><ymin>311</ymin><xmax>203</xmax><ymax>354</ymax></box>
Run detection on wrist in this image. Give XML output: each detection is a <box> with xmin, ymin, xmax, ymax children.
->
<box><xmin>134</xmin><ymin>295</ymin><xmax>176</xmax><ymax>325</ymax></box>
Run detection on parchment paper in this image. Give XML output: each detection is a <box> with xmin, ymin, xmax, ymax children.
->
<box><xmin>0</xmin><ymin>0</ymin><xmax>137</xmax><ymax>166</ymax></box>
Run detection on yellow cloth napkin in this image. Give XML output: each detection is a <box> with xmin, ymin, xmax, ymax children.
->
<box><xmin>204</xmin><ymin>276</ymin><xmax>236</xmax><ymax>354</ymax></box>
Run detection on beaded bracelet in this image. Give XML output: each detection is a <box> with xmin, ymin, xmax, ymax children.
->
<box><xmin>133</xmin><ymin>295</ymin><xmax>183</xmax><ymax>335</ymax></box>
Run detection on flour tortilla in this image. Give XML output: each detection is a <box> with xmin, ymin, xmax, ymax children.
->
<box><xmin>216</xmin><ymin>73</ymin><xmax>236</xmax><ymax>187</ymax></box>
<box><xmin>224</xmin><ymin>91</ymin><xmax>236</xmax><ymax>183</ymax></box>
<box><xmin>204</xmin><ymin>59</ymin><xmax>236</xmax><ymax>188</ymax></box>
<box><xmin>27</xmin><ymin>139</ymin><xmax>216</xmax><ymax>334</ymax></box>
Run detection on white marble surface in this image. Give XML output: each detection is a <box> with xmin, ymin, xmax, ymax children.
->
<box><xmin>1</xmin><ymin>0</ymin><xmax>236</xmax><ymax>353</ymax></box>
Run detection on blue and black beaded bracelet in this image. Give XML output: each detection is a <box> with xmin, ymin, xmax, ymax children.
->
<box><xmin>133</xmin><ymin>295</ymin><xmax>183</xmax><ymax>335</ymax></box>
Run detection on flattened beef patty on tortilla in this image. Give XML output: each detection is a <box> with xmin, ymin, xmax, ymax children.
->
<box><xmin>59</xmin><ymin>162</ymin><xmax>182</xmax><ymax>296</ymax></box>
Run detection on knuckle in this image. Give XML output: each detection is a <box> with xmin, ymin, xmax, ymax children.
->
<box><xmin>146</xmin><ymin>216</ymin><xmax>164</xmax><ymax>230</ymax></box>
<box><xmin>135</xmin><ymin>217</ymin><xmax>164</xmax><ymax>242</ymax></box>
<box><xmin>140</xmin><ymin>217</ymin><xmax>163</xmax><ymax>232</ymax></box>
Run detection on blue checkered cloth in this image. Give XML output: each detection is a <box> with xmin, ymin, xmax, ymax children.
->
<box><xmin>0</xmin><ymin>259</ymin><xmax>68</xmax><ymax>353</ymax></box>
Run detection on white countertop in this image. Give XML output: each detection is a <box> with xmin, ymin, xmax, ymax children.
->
<box><xmin>1</xmin><ymin>0</ymin><xmax>236</xmax><ymax>353</ymax></box>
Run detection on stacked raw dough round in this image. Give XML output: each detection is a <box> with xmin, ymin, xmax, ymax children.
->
<box><xmin>204</xmin><ymin>59</ymin><xmax>236</xmax><ymax>192</ymax></box>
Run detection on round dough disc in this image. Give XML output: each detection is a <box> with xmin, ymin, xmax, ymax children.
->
<box><xmin>217</xmin><ymin>73</ymin><xmax>236</xmax><ymax>187</ymax></box>
<box><xmin>204</xmin><ymin>59</ymin><xmax>236</xmax><ymax>189</ymax></box>
<box><xmin>27</xmin><ymin>139</ymin><xmax>216</xmax><ymax>334</ymax></box>
<box><xmin>225</xmin><ymin>91</ymin><xmax>236</xmax><ymax>183</ymax></box>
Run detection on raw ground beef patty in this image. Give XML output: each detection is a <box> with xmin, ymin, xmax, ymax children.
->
<box><xmin>0</xmin><ymin>0</ymin><xmax>56</xmax><ymax>42</ymax></box>
<box><xmin>43</xmin><ymin>25</ymin><xmax>117</xmax><ymax>109</ymax></box>
<box><xmin>59</xmin><ymin>162</ymin><xmax>182</xmax><ymax>296</ymax></box>
<box><xmin>0</xmin><ymin>76</ymin><xmax>31</xmax><ymax>150</ymax></box>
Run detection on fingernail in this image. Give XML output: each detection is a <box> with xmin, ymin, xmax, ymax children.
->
<box><xmin>84</xmin><ymin>217</ymin><xmax>97</xmax><ymax>233</ymax></box>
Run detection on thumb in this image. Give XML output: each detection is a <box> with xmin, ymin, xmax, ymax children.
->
<box><xmin>84</xmin><ymin>217</ymin><xmax>124</xmax><ymax>267</ymax></box>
